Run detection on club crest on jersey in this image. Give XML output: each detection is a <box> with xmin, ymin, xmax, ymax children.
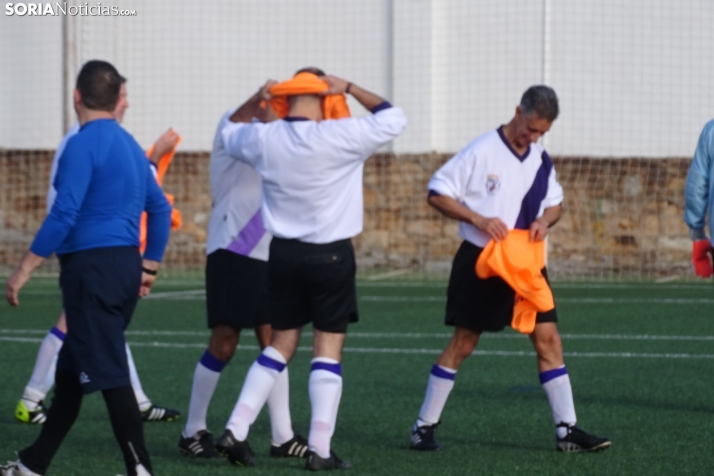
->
<box><xmin>486</xmin><ymin>174</ymin><xmax>500</xmax><ymax>195</ymax></box>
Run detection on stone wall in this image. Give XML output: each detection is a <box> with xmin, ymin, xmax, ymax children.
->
<box><xmin>0</xmin><ymin>149</ymin><xmax>693</xmax><ymax>279</ymax></box>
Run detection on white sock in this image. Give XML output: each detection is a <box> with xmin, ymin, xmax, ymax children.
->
<box><xmin>183</xmin><ymin>350</ymin><xmax>225</xmax><ymax>438</ymax></box>
<box><xmin>226</xmin><ymin>346</ymin><xmax>286</xmax><ymax>441</ymax></box>
<box><xmin>417</xmin><ymin>364</ymin><xmax>456</xmax><ymax>427</ymax></box>
<box><xmin>308</xmin><ymin>357</ymin><xmax>343</xmax><ymax>459</ymax></box>
<box><xmin>126</xmin><ymin>344</ymin><xmax>151</xmax><ymax>411</ymax></box>
<box><xmin>23</xmin><ymin>327</ymin><xmax>65</xmax><ymax>410</ymax></box>
<box><xmin>540</xmin><ymin>365</ymin><xmax>577</xmax><ymax>438</ymax></box>
<box><xmin>267</xmin><ymin>365</ymin><xmax>294</xmax><ymax>445</ymax></box>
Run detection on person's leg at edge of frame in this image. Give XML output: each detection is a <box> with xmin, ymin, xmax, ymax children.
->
<box><xmin>125</xmin><ymin>344</ymin><xmax>152</xmax><ymax>412</ymax></box>
<box><xmin>416</xmin><ymin>326</ymin><xmax>480</xmax><ymax>431</ymax></box>
<box><xmin>224</xmin><ymin>328</ymin><xmax>301</xmax><ymax>442</ymax></box>
<box><xmin>183</xmin><ymin>325</ymin><xmax>240</xmax><ymax>439</ymax></box>
<box><xmin>257</xmin><ymin>324</ymin><xmax>297</xmax><ymax>447</ymax></box>
<box><xmin>529</xmin><ymin>322</ymin><xmax>576</xmax><ymax>438</ymax></box>
<box><xmin>102</xmin><ymin>384</ymin><xmax>153</xmax><ymax>476</ymax></box>
<box><xmin>18</xmin><ymin>313</ymin><xmax>67</xmax><ymax>418</ymax></box>
<box><xmin>308</xmin><ymin>330</ymin><xmax>345</xmax><ymax>460</ymax></box>
<box><xmin>16</xmin><ymin>369</ymin><xmax>84</xmax><ymax>475</ymax></box>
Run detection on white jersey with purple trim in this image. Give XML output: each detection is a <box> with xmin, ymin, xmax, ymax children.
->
<box><xmin>47</xmin><ymin>123</ymin><xmax>80</xmax><ymax>212</ymax></box>
<box><xmin>206</xmin><ymin>111</ymin><xmax>270</xmax><ymax>261</ymax></box>
<box><xmin>428</xmin><ymin>127</ymin><xmax>563</xmax><ymax>248</ymax></box>
<box><xmin>221</xmin><ymin>106</ymin><xmax>407</xmax><ymax>244</ymax></box>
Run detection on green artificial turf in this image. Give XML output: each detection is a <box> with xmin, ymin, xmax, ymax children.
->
<box><xmin>1</xmin><ymin>278</ymin><xmax>713</xmax><ymax>475</ymax></box>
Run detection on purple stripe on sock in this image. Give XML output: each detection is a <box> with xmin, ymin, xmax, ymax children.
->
<box><xmin>226</xmin><ymin>210</ymin><xmax>265</xmax><ymax>257</ymax></box>
<box><xmin>50</xmin><ymin>326</ymin><xmax>66</xmax><ymax>341</ymax></box>
<box><xmin>257</xmin><ymin>353</ymin><xmax>286</xmax><ymax>372</ymax></box>
<box><xmin>539</xmin><ymin>366</ymin><xmax>568</xmax><ymax>384</ymax></box>
<box><xmin>430</xmin><ymin>364</ymin><xmax>455</xmax><ymax>381</ymax></box>
<box><xmin>311</xmin><ymin>362</ymin><xmax>341</xmax><ymax>376</ymax></box>
<box><xmin>199</xmin><ymin>350</ymin><xmax>226</xmax><ymax>373</ymax></box>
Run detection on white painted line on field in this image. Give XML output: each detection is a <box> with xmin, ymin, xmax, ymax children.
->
<box><xmin>140</xmin><ymin>288</ymin><xmax>714</xmax><ymax>304</ymax></box>
<box><xmin>360</xmin><ymin>296</ymin><xmax>714</xmax><ymax>304</ymax></box>
<box><xmin>3</xmin><ymin>329</ymin><xmax>714</xmax><ymax>342</ymax></box>
<box><xmin>364</xmin><ymin>269</ymin><xmax>415</xmax><ymax>281</ymax></box>
<box><xmin>2</xmin><ymin>336</ymin><xmax>712</xmax><ymax>360</ymax></box>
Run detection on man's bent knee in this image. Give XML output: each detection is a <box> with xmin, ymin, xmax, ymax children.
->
<box><xmin>208</xmin><ymin>325</ymin><xmax>240</xmax><ymax>362</ymax></box>
<box><xmin>437</xmin><ymin>327</ymin><xmax>480</xmax><ymax>368</ymax></box>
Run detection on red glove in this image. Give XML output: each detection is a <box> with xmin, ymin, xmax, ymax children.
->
<box><xmin>692</xmin><ymin>239</ymin><xmax>713</xmax><ymax>278</ymax></box>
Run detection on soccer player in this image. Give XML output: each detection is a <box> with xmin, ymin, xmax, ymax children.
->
<box><xmin>213</xmin><ymin>70</ymin><xmax>407</xmax><ymax>470</ymax></box>
<box><xmin>684</xmin><ymin>118</ymin><xmax>714</xmax><ymax>277</ymax></box>
<box><xmin>2</xmin><ymin>60</ymin><xmax>171</xmax><ymax>476</ymax></box>
<box><xmin>409</xmin><ymin>86</ymin><xmax>611</xmax><ymax>453</ymax></box>
<box><xmin>15</xmin><ymin>78</ymin><xmax>181</xmax><ymax>426</ymax></box>
<box><xmin>177</xmin><ymin>89</ymin><xmax>307</xmax><ymax>459</ymax></box>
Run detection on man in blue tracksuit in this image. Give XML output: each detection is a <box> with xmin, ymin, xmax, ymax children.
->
<box><xmin>3</xmin><ymin>61</ymin><xmax>171</xmax><ymax>476</ymax></box>
<box><xmin>685</xmin><ymin>119</ymin><xmax>714</xmax><ymax>278</ymax></box>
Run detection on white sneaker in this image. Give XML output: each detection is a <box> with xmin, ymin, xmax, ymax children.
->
<box><xmin>0</xmin><ymin>461</ymin><xmax>42</xmax><ymax>476</ymax></box>
<box><xmin>116</xmin><ymin>463</ymin><xmax>152</xmax><ymax>476</ymax></box>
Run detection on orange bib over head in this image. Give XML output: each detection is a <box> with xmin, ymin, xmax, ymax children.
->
<box><xmin>475</xmin><ymin>229</ymin><xmax>555</xmax><ymax>334</ymax></box>
<box><xmin>267</xmin><ymin>72</ymin><xmax>351</xmax><ymax>120</ymax></box>
<box><xmin>139</xmin><ymin>137</ymin><xmax>183</xmax><ymax>254</ymax></box>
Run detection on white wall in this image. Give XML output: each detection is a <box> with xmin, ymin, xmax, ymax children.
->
<box><xmin>1</xmin><ymin>0</ymin><xmax>713</xmax><ymax>156</ymax></box>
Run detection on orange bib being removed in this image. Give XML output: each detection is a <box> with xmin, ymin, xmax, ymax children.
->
<box><xmin>139</xmin><ymin>137</ymin><xmax>183</xmax><ymax>254</ymax></box>
<box><xmin>267</xmin><ymin>72</ymin><xmax>351</xmax><ymax>120</ymax></box>
<box><xmin>475</xmin><ymin>230</ymin><xmax>555</xmax><ymax>334</ymax></box>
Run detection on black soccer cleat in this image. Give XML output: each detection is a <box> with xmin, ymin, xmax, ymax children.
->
<box><xmin>556</xmin><ymin>424</ymin><xmax>611</xmax><ymax>453</ymax></box>
<box><xmin>141</xmin><ymin>405</ymin><xmax>181</xmax><ymax>422</ymax></box>
<box><xmin>178</xmin><ymin>430</ymin><xmax>222</xmax><ymax>459</ymax></box>
<box><xmin>409</xmin><ymin>422</ymin><xmax>443</xmax><ymax>451</ymax></box>
<box><xmin>270</xmin><ymin>434</ymin><xmax>309</xmax><ymax>458</ymax></box>
<box><xmin>305</xmin><ymin>450</ymin><xmax>352</xmax><ymax>471</ymax></box>
<box><xmin>215</xmin><ymin>429</ymin><xmax>257</xmax><ymax>467</ymax></box>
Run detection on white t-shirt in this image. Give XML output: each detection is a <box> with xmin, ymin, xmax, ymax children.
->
<box><xmin>47</xmin><ymin>123</ymin><xmax>80</xmax><ymax>212</ymax></box>
<box><xmin>221</xmin><ymin>106</ymin><xmax>408</xmax><ymax>244</ymax></box>
<box><xmin>206</xmin><ymin>111</ymin><xmax>271</xmax><ymax>260</ymax></box>
<box><xmin>428</xmin><ymin>127</ymin><xmax>563</xmax><ymax>248</ymax></box>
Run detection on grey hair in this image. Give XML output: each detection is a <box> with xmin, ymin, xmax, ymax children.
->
<box><xmin>520</xmin><ymin>85</ymin><xmax>559</xmax><ymax>122</ymax></box>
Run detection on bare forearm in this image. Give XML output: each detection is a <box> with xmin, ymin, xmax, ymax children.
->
<box><xmin>17</xmin><ymin>251</ymin><xmax>45</xmax><ymax>274</ymax></box>
<box><xmin>428</xmin><ymin>194</ymin><xmax>481</xmax><ymax>227</ymax></box>
<box><xmin>229</xmin><ymin>92</ymin><xmax>263</xmax><ymax>124</ymax></box>
<box><xmin>538</xmin><ymin>205</ymin><xmax>562</xmax><ymax>227</ymax></box>
<box><xmin>347</xmin><ymin>83</ymin><xmax>387</xmax><ymax>111</ymax></box>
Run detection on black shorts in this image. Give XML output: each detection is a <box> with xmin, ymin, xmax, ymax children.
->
<box><xmin>267</xmin><ymin>237</ymin><xmax>358</xmax><ymax>333</ymax></box>
<box><xmin>205</xmin><ymin>249</ymin><xmax>269</xmax><ymax>330</ymax></box>
<box><xmin>57</xmin><ymin>246</ymin><xmax>141</xmax><ymax>394</ymax></box>
<box><xmin>445</xmin><ymin>240</ymin><xmax>558</xmax><ymax>333</ymax></box>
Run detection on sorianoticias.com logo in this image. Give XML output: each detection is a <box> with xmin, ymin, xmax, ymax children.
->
<box><xmin>5</xmin><ymin>3</ymin><xmax>137</xmax><ymax>16</ymax></box>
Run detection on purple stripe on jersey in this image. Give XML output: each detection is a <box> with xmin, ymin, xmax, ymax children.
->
<box><xmin>539</xmin><ymin>365</ymin><xmax>568</xmax><ymax>384</ymax></box>
<box><xmin>497</xmin><ymin>126</ymin><xmax>530</xmax><ymax>162</ymax></box>
<box><xmin>226</xmin><ymin>210</ymin><xmax>265</xmax><ymax>256</ymax></box>
<box><xmin>514</xmin><ymin>151</ymin><xmax>554</xmax><ymax>230</ymax></box>
<box><xmin>428</xmin><ymin>189</ymin><xmax>441</xmax><ymax>198</ymax></box>
<box><xmin>50</xmin><ymin>326</ymin><xmax>66</xmax><ymax>341</ymax></box>
<box><xmin>284</xmin><ymin>116</ymin><xmax>310</xmax><ymax>122</ymax></box>
<box><xmin>430</xmin><ymin>364</ymin><xmax>456</xmax><ymax>381</ymax></box>
<box><xmin>370</xmin><ymin>101</ymin><xmax>393</xmax><ymax>114</ymax></box>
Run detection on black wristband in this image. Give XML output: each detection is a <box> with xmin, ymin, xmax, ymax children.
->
<box><xmin>345</xmin><ymin>82</ymin><xmax>353</xmax><ymax>95</ymax></box>
<box><xmin>142</xmin><ymin>266</ymin><xmax>157</xmax><ymax>276</ymax></box>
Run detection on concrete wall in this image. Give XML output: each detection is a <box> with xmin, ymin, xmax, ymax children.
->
<box><xmin>2</xmin><ymin>0</ymin><xmax>713</xmax><ymax>156</ymax></box>
<box><xmin>0</xmin><ymin>150</ymin><xmax>692</xmax><ymax>279</ymax></box>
